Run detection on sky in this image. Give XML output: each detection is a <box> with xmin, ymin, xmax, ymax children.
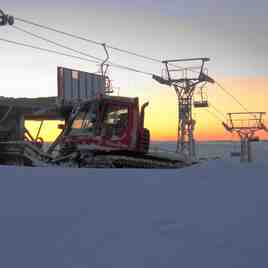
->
<box><xmin>1</xmin><ymin>0</ymin><xmax>268</xmax><ymax>141</ymax></box>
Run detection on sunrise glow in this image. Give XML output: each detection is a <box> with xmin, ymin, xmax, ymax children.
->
<box><xmin>24</xmin><ymin>77</ymin><xmax>268</xmax><ymax>142</ymax></box>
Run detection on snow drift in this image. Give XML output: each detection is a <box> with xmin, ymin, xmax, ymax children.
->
<box><xmin>0</xmin><ymin>159</ymin><xmax>267</xmax><ymax>267</ymax></box>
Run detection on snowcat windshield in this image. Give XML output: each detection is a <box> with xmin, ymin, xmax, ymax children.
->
<box><xmin>70</xmin><ymin>102</ymin><xmax>98</xmax><ymax>135</ymax></box>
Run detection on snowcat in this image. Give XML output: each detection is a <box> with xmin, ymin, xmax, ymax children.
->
<box><xmin>51</xmin><ymin>94</ymin><xmax>188</xmax><ymax>168</ymax></box>
<box><xmin>0</xmin><ymin>66</ymin><xmax>188</xmax><ymax>168</ymax></box>
<box><xmin>0</xmin><ymin>95</ymin><xmax>188</xmax><ymax>168</ymax></box>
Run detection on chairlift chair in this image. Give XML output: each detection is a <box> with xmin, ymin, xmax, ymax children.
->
<box><xmin>194</xmin><ymin>99</ymin><xmax>209</xmax><ymax>108</ymax></box>
<box><xmin>193</xmin><ymin>87</ymin><xmax>209</xmax><ymax>108</ymax></box>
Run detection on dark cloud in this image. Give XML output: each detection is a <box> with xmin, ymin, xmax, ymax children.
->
<box><xmin>3</xmin><ymin>0</ymin><xmax>268</xmax><ymax>16</ymax></box>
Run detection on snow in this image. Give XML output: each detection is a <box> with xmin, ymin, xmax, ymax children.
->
<box><xmin>0</xmin><ymin>145</ymin><xmax>268</xmax><ymax>267</ymax></box>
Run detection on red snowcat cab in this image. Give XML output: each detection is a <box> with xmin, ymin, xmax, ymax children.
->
<box><xmin>61</xmin><ymin>95</ymin><xmax>150</xmax><ymax>154</ymax></box>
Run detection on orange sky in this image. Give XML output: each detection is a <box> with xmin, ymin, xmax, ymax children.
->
<box><xmin>26</xmin><ymin>77</ymin><xmax>268</xmax><ymax>142</ymax></box>
<box><xmin>143</xmin><ymin>76</ymin><xmax>268</xmax><ymax>141</ymax></box>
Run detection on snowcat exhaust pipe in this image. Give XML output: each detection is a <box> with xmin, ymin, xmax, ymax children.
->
<box><xmin>140</xmin><ymin>102</ymin><xmax>149</xmax><ymax>129</ymax></box>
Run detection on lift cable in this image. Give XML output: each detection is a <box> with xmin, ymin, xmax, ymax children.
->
<box><xmin>214</xmin><ymin>80</ymin><xmax>251</xmax><ymax>114</ymax></box>
<box><xmin>14</xmin><ymin>16</ymin><xmax>183</xmax><ymax>69</ymax></box>
<box><xmin>206</xmin><ymin>108</ymin><xmax>224</xmax><ymax>123</ymax></box>
<box><xmin>15</xmin><ymin>17</ymin><xmax>103</xmax><ymax>45</ymax></box>
<box><xmin>0</xmin><ymin>38</ymin><xmax>100</xmax><ymax>63</ymax></box>
<box><xmin>0</xmin><ymin>38</ymin><xmax>154</xmax><ymax>76</ymax></box>
<box><xmin>5</xmin><ymin>15</ymin><xmax>255</xmax><ymax>109</ymax></box>
<box><xmin>209</xmin><ymin>102</ymin><xmax>227</xmax><ymax>120</ymax></box>
<box><xmin>1</xmin><ymin>27</ymin><xmax>254</xmax><ymax>118</ymax></box>
<box><xmin>12</xmin><ymin>25</ymin><xmax>154</xmax><ymax>76</ymax></box>
<box><xmin>12</xmin><ymin>25</ymin><xmax>103</xmax><ymax>62</ymax></box>
<box><xmin>214</xmin><ymin>80</ymin><xmax>260</xmax><ymax>122</ymax></box>
<box><xmin>110</xmin><ymin>62</ymin><xmax>153</xmax><ymax>76</ymax></box>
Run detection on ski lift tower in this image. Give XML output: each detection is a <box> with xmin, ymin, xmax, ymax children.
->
<box><xmin>153</xmin><ymin>58</ymin><xmax>214</xmax><ymax>163</ymax></box>
<box><xmin>223</xmin><ymin>112</ymin><xmax>268</xmax><ymax>162</ymax></box>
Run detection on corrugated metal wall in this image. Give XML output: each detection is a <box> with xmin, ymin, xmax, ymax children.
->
<box><xmin>57</xmin><ymin>67</ymin><xmax>106</xmax><ymax>103</ymax></box>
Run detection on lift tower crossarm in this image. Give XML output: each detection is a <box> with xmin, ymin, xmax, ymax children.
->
<box><xmin>162</xmin><ymin>57</ymin><xmax>210</xmax><ymax>63</ymax></box>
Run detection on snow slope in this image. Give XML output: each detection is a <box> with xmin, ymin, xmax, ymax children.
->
<box><xmin>151</xmin><ymin>140</ymin><xmax>268</xmax><ymax>160</ymax></box>
<box><xmin>0</xmin><ymin>159</ymin><xmax>267</xmax><ymax>267</ymax></box>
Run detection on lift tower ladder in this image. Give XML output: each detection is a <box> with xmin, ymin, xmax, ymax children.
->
<box><xmin>222</xmin><ymin>112</ymin><xmax>268</xmax><ymax>162</ymax></box>
<box><xmin>153</xmin><ymin>58</ymin><xmax>214</xmax><ymax>163</ymax></box>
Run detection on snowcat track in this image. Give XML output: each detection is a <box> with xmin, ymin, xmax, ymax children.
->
<box><xmin>0</xmin><ymin>142</ymin><xmax>188</xmax><ymax>169</ymax></box>
<box><xmin>104</xmin><ymin>155</ymin><xmax>184</xmax><ymax>168</ymax></box>
<box><xmin>76</xmin><ymin>151</ymin><xmax>188</xmax><ymax>169</ymax></box>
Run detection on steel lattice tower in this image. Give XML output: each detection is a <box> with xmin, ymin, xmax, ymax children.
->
<box><xmin>153</xmin><ymin>58</ymin><xmax>214</xmax><ymax>163</ymax></box>
<box><xmin>223</xmin><ymin>112</ymin><xmax>268</xmax><ymax>162</ymax></box>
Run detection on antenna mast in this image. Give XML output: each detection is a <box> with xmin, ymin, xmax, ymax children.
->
<box><xmin>153</xmin><ymin>58</ymin><xmax>214</xmax><ymax>163</ymax></box>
